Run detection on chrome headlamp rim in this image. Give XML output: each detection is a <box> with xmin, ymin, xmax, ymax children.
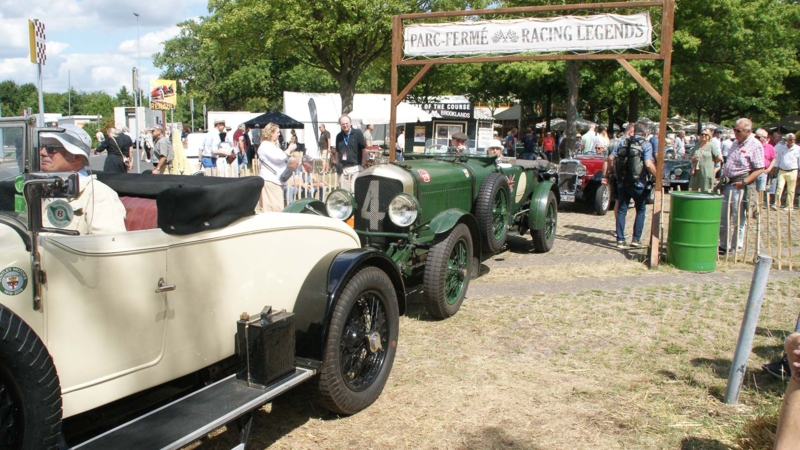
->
<box><xmin>674</xmin><ymin>167</ymin><xmax>683</xmax><ymax>176</ymax></box>
<box><xmin>388</xmin><ymin>193</ymin><xmax>420</xmax><ymax>227</ymax></box>
<box><xmin>575</xmin><ymin>164</ymin><xmax>587</xmax><ymax>177</ymax></box>
<box><xmin>325</xmin><ymin>189</ymin><xmax>356</xmax><ymax>221</ymax></box>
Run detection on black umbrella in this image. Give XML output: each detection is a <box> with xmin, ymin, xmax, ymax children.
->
<box><xmin>244</xmin><ymin>110</ymin><xmax>305</xmax><ymax>129</ymax></box>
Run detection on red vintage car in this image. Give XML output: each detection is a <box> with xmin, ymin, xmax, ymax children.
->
<box><xmin>556</xmin><ymin>153</ymin><xmax>611</xmax><ymax>215</ymax></box>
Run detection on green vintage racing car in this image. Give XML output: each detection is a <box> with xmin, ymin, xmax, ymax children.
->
<box><xmin>288</xmin><ymin>138</ymin><xmax>559</xmax><ymax>320</ymax></box>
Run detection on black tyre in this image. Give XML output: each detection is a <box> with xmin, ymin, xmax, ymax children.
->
<box><xmin>475</xmin><ymin>173</ymin><xmax>510</xmax><ymax>254</ymax></box>
<box><xmin>594</xmin><ymin>184</ymin><xmax>610</xmax><ymax>216</ymax></box>
<box><xmin>0</xmin><ymin>306</ymin><xmax>62</xmax><ymax>449</ymax></box>
<box><xmin>316</xmin><ymin>267</ymin><xmax>399</xmax><ymax>415</ymax></box>
<box><xmin>532</xmin><ymin>191</ymin><xmax>557</xmax><ymax>253</ymax></box>
<box><xmin>423</xmin><ymin>223</ymin><xmax>473</xmax><ymax>320</ymax></box>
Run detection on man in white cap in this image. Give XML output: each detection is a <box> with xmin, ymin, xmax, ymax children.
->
<box><xmin>202</xmin><ymin>118</ymin><xmax>234</xmax><ymax>176</ymax></box>
<box><xmin>39</xmin><ymin>124</ymin><xmax>126</xmax><ymax>234</ymax></box>
<box><xmin>488</xmin><ymin>139</ymin><xmax>511</xmax><ymax>167</ymax></box>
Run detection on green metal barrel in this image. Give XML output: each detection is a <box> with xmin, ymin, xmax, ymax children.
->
<box><xmin>667</xmin><ymin>191</ymin><xmax>723</xmax><ymax>272</ymax></box>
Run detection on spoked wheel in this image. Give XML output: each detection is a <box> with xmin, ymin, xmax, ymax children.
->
<box><xmin>532</xmin><ymin>191</ymin><xmax>557</xmax><ymax>253</ymax></box>
<box><xmin>0</xmin><ymin>307</ymin><xmax>62</xmax><ymax>449</ymax></box>
<box><xmin>594</xmin><ymin>184</ymin><xmax>610</xmax><ymax>216</ymax></box>
<box><xmin>423</xmin><ymin>223</ymin><xmax>473</xmax><ymax>320</ymax></box>
<box><xmin>316</xmin><ymin>267</ymin><xmax>399</xmax><ymax>415</ymax></box>
<box><xmin>475</xmin><ymin>173</ymin><xmax>510</xmax><ymax>254</ymax></box>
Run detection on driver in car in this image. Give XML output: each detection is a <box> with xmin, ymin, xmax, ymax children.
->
<box><xmin>447</xmin><ymin>132</ymin><xmax>469</xmax><ymax>154</ymax></box>
<box><xmin>39</xmin><ymin>124</ymin><xmax>127</xmax><ymax>235</ymax></box>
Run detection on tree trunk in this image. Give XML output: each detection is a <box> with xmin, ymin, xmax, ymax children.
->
<box><xmin>545</xmin><ymin>91</ymin><xmax>552</xmax><ymax>132</ymax></box>
<box><xmin>565</xmin><ymin>61</ymin><xmax>580</xmax><ymax>156</ymax></box>
<box><xmin>628</xmin><ymin>89</ymin><xmax>639</xmax><ymax>124</ymax></box>
<box><xmin>696</xmin><ymin>105</ymin><xmax>703</xmax><ymax>136</ymax></box>
<box><xmin>338</xmin><ymin>74</ymin><xmax>357</xmax><ymax>115</ymax></box>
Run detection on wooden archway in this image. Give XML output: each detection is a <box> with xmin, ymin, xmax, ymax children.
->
<box><xmin>388</xmin><ymin>0</ymin><xmax>676</xmax><ymax>267</ymax></box>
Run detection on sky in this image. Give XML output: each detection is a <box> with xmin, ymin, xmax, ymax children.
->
<box><xmin>0</xmin><ymin>0</ymin><xmax>207</xmax><ymax>96</ymax></box>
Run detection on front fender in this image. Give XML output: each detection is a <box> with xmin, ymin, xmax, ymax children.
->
<box><xmin>292</xmin><ymin>248</ymin><xmax>405</xmax><ymax>362</ymax></box>
<box><xmin>428</xmin><ymin>209</ymin><xmax>481</xmax><ymax>267</ymax></box>
<box><xmin>528</xmin><ymin>180</ymin><xmax>555</xmax><ymax>231</ymax></box>
<box><xmin>282</xmin><ymin>198</ymin><xmax>327</xmax><ymax>216</ymax></box>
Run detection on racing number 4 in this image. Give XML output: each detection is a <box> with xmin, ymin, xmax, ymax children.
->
<box><xmin>363</xmin><ymin>180</ymin><xmax>385</xmax><ymax>230</ymax></box>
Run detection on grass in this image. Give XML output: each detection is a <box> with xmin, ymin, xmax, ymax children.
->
<box><xmin>182</xmin><ymin>275</ymin><xmax>800</xmax><ymax>450</ymax></box>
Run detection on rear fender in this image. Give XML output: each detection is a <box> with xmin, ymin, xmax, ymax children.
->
<box><xmin>292</xmin><ymin>248</ymin><xmax>405</xmax><ymax>361</ymax></box>
<box><xmin>429</xmin><ymin>209</ymin><xmax>481</xmax><ymax>266</ymax></box>
<box><xmin>282</xmin><ymin>198</ymin><xmax>327</xmax><ymax>216</ymax></box>
<box><xmin>528</xmin><ymin>180</ymin><xmax>555</xmax><ymax>231</ymax></box>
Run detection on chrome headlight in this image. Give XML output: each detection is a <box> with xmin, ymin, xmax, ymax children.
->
<box><xmin>325</xmin><ymin>189</ymin><xmax>355</xmax><ymax>220</ymax></box>
<box><xmin>674</xmin><ymin>167</ymin><xmax>683</xmax><ymax>176</ymax></box>
<box><xmin>388</xmin><ymin>193</ymin><xmax>419</xmax><ymax>227</ymax></box>
<box><xmin>575</xmin><ymin>164</ymin><xmax>587</xmax><ymax>177</ymax></box>
<box><xmin>547</xmin><ymin>163</ymin><xmax>557</xmax><ymax>175</ymax></box>
<box><xmin>670</xmin><ymin>174</ymin><xmax>677</xmax><ymax>180</ymax></box>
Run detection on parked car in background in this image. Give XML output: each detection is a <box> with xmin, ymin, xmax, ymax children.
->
<box><xmin>662</xmin><ymin>146</ymin><xmax>691</xmax><ymax>191</ymax></box>
<box><xmin>557</xmin><ymin>152</ymin><xmax>611</xmax><ymax>215</ymax></box>
<box><xmin>289</xmin><ymin>138</ymin><xmax>559</xmax><ymax>320</ymax></box>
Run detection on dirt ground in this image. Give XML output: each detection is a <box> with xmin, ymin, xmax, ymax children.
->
<box><xmin>184</xmin><ymin>203</ymin><xmax>800</xmax><ymax>450</ymax></box>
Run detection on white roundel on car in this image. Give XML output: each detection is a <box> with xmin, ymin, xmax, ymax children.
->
<box><xmin>515</xmin><ymin>173</ymin><xmax>527</xmax><ymax>204</ymax></box>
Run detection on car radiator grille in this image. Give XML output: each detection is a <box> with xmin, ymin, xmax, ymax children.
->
<box><xmin>354</xmin><ymin>176</ymin><xmax>405</xmax><ymax>246</ymax></box>
<box><xmin>559</xmin><ymin>161</ymin><xmax>579</xmax><ymax>174</ymax></box>
<box><xmin>558</xmin><ymin>174</ymin><xmax>578</xmax><ymax>193</ymax></box>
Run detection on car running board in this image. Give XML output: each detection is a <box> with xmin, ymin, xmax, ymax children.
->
<box><xmin>71</xmin><ymin>366</ymin><xmax>316</xmax><ymax>450</ymax></box>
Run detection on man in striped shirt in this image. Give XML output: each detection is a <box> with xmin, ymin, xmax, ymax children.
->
<box><xmin>719</xmin><ymin>118</ymin><xmax>764</xmax><ymax>253</ymax></box>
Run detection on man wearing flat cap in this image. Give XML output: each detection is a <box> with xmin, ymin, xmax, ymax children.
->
<box><xmin>39</xmin><ymin>124</ymin><xmax>126</xmax><ymax>234</ymax></box>
<box><xmin>448</xmin><ymin>132</ymin><xmax>469</xmax><ymax>154</ymax></box>
<box><xmin>151</xmin><ymin>124</ymin><xmax>174</xmax><ymax>174</ymax></box>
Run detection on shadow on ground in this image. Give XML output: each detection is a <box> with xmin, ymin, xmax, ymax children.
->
<box><xmin>680</xmin><ymin>436</ymin><xmax>730</xmax><ymax>450</ymax></box>
<box><xmin>457</xmin><ymin>426</ymin><xmax>542</xmax><ymax>450</ymax></box>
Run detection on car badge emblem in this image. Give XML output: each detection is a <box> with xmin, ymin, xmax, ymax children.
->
<box><xmin>46</xmin><ymin>199</ymin><xmax>74</xmax><ymax>228</ymax></box>
<box><xmin>506</xmin><ymin>174</ymin><xmax>516</xmax><ymax>190</ymax></box>
<box><xmin>417</xmin><ymin>169</ymin><xmax>431</xmax><ymax>182</ymax></box>
<box><xmin>462</xmin><ymin>169</ymin><xmax>470</xmax><ymax>178</ymax></box>
<box><xmin>0</xmin><ymin>267</ymin><xmax>28</xmax><ymax>296</ymax></box>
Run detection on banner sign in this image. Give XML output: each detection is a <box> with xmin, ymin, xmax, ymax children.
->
<box><xmin>404</xmin><ymin>12</ymin><xmax>651</xmax><ymax>57</ymax></box>
<box><xmin>28</xmin><ymin>19</ymin><xmax>46</xmax><ymax>65</ymax></box>
<box><xmin>150</xmin><ymin>79</ymin><xmax>177</xmax><ymax>110</ymax></box>
<box><xmin>414</xmin><ymin>102</ymin><xmax>474</xmax><ymax>120</ymax></box>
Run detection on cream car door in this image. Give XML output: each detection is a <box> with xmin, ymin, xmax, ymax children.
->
<box><xmin>39</xmin><ymin>231</ymin><xmax>169</xmax><ymax>394</ymax></box>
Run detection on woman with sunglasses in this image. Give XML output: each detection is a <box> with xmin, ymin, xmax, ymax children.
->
<box><xmin>688</xmin><ymin>129</ymin><xmax>723</xmax><ymax>192</ymax></box>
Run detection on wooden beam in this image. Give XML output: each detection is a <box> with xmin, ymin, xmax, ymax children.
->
<box><xmin>389</xmin><ymin>15</ymin><xmax>402</xmax><ymax>162</ymax></box>
<box><xmin>398</xmin><ymin>1</ymin><xmax>664</xmax><ymax>20</ymax></box>
<box><xmin>616</xmin><ymin>58</ymin><xmax>661</xmax><ymax>105</ymax></box>
<box><xmin>395</xmin><ymin>63</ymin><xmax>434</xmax><ymax>106</ymax></box>
<box><xmin>398</xmin><ymin>53</ymin><xmax>662</xmax><ymax>66</ymax></box>
<box><xmin>648</xmin><ymin>0</ymin><xmax>676</xmax><ymax>268</ymax></box>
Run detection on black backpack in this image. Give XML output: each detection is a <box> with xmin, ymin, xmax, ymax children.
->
<box><xmin>615</xmin><ymin>137</ymin><xmax>645</xmax><ymax>186</ymax></box>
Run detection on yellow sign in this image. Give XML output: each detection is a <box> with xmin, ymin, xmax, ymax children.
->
<box><xmin>150</xmin><ymin>79</ymin><xmax>177</xmax><ymax>111</ymax></box>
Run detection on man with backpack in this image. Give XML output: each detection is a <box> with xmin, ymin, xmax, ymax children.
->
<box><xmin>605</xmin><ymin>122</ymin><xmax>657</xmax><ymax>248</ymax></box>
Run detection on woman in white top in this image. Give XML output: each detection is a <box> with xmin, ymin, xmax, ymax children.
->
<box><xmin>257</xmin><ymin>122</ymin><xmax>296</xmax><ymax>212</ymax></box>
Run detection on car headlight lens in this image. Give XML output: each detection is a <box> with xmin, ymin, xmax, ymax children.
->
<box><xmin>388</xmin><ymin>194</ymin><xmax>419</xmax><ymax>227</ymax></box>
<box><xmin>575</xmin><ymin>164</ymin><xmax>587</xmax><ymax>177</ymax></box>
<box><xmin>325</xmin><ymin>189</ymin><xmax>355</xmax><ymax>220</ymax></box>
<box><xmin>670</xmin><ymin>174</ymin><xmax>676</xmax><ymax>180</ymax></box>
<box><xmin>547</xmin><ymin>163</ymin><xmax>558</xmax><ymax>175</ymax></box>
<box><xmin>674</xmin><ymin>168</ymin><xmax>683</xmax><ymax>176</ymax></box>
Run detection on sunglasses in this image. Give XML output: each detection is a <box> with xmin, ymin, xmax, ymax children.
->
<box><xmin>733</xmin><ymin>128</ymin><xmax>748</xmax><ymax>133</ymax></box>
<box><xmin>700</xmin><ymin>133</ymin><xmax>710</xmax><ymax>137</ymax></box>
<box><xmin>42</xmin><ymin>144</ymin><xmax>65</xmax><ymax>155</ymax></box>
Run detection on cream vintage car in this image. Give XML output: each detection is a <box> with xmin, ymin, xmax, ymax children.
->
<box><xmin>0</xmin><ymin>114</ymin><xmax>404</xmax><ymax>449</ymax></box>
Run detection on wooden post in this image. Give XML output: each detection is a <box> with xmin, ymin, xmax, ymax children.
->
<box><xmin>389</xmin><ymin>15</ymin><xmax>401</xmax><ymax>163</ymax></box>
<box><xmin>726</xmin><ymin>189</ymin><xmax>733</xmax><ymax>263</ymax></box>
<box><xmin>767</xmin><ymin>192</ymin><xmax>772</xmax><ymax>257</ymax></box>
<box><xmin>789</xmin><ymin>207</ymin><xmax>793</xmax><ymax>270</ymax></box>
<box><xmin>648</xmin><ymin>0</ymin><xmax>676</xmax><ymax>268</ymax></box>
<box><xmin>734</xmin><ymin>192</ymin><xmax>743</xmax><ymax>263</ymax></box>
<box><xmin>777</xmin><ymin>208</ymin><xmax>783</xmax><ymax>270</ymax></box>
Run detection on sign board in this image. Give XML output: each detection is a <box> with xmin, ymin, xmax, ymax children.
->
<box><xmin>150</xmin><ymin>79</ymin><xmax>177</xmax><ymax>111</ymax></box>
<box><xmin>404</xmin><ymin>12</ymin><xmax>652</xmax><ymax>57</ymax></box>
<box><xmin>413</xmin><ymin>102</ymin><xmax>474</xmax><ymax>120</ymax></box>
<box><xmin>28</xmin><ymin>19</ymin><xmax>46</xmax><ymax>65</ymax></box>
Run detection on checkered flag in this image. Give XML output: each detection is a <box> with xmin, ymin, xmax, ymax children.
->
<box><xmin>29</xmin><ymin>19</ymin><xmax>46</xmax><ymax>65</ymax></box>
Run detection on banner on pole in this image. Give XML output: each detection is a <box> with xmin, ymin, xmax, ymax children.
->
<box><xmin>403</xmin><ymin>12</ymin><xmax>651</xmax><ymax>57</ymax></box>
<box><xmin>28</xmin><ymin>19</ymin><xmax>46</xmax><ymax>65</ymax></box>
<box><xmin>150</xmin><ymin>79</ymin><xmax>177</xmax><ymax>111</ymax></box>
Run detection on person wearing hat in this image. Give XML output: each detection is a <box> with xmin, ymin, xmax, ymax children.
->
<box><xmin>150</xmin><ymin>124</ymin><xmax>174</xmax><ymax>174</ymax></box>
<box><xmin>202</xmin><ymin>119</ymin><xmax>233</xmax><ymax>176</ymax></box>
<box><xmin>448</xmin><ymin>132</ymin><xmax>468</xmax><ymax>154</ymax></box>
<box><xmin>487</xmin><ymin>139</ymin><xmax>512</xmax><ymax>167</ymax></box>
<box><xmin>39</xmin><ymin>125</ymin><xmax>126</xmax><ymax>234</ymax></box>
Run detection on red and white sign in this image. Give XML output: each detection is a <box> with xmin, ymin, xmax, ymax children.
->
<box><xmin>417</xmin><ymin>169</ymin><xmax>431</xmax><ymax>182</ymax></box>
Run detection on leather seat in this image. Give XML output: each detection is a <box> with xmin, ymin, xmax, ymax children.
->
<box><xmin>120</xmin><ymin>196</ymin><xmax>158</xmax><ymax>231</ymax></box>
